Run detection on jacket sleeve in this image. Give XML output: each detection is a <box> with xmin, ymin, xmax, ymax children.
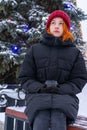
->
<box><xmin>18</xmin><ymin>46</ymin><xmax>45</xmax><ymax>93</ymax></box>
<box><xmin>58</xmin><ymin>51</ymin><xmax>87</xmax><ymax>95</ymax></box>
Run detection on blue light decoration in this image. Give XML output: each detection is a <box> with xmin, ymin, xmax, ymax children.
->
<box><xmin>70</xmin><ymin>26</ymin><xmax>74</xmax><ymax>31</ymax></box>
<box><xmin>65</xmin><ymin>3</ymin><xmax>72</xmax><ymax>10</ymax></box>
<box><xmin>11</xmin><ymin>45</ymin><xmax>20</xmax><ymax>54</ymax></box>
<box><xmin>23</xmin><ymin>25</ymin><xmax>29</xmax><ymax>32</ymax></box>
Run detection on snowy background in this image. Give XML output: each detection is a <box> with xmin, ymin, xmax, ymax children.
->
<box><xmin>77</xmin><ymin>0</ymin><xmax>87</xmax><ymax>41</ymax></box>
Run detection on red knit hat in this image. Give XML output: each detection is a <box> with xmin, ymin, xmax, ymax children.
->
<box><xmin>46</xmin><ymin>10</ymin><xmax>70</xmax><ymax>30</ymax></box>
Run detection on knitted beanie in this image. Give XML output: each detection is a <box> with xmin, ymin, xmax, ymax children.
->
<box><xmin>46</xmin><ymin>10</ymin><xmax>70</xmax><ymax>30</ymax></box>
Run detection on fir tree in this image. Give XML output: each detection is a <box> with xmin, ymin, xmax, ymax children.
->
<box><xmin>0</xmin><ymin>0</ymin><xmax>87</xmax><ymax>84</ymax></box>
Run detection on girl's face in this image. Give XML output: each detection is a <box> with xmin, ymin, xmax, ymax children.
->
<box><xmin>49</xmin><ymin>17</ymin><xmax>64</xmax><ymax>37</ymax></box>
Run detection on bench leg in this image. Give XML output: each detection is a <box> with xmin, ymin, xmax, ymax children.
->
<box><xmin>4</xmin><ymin>115</ymin><xmax>14</xmax><ymax>130</ymax></box>
<box><xmin>15</xmin><ymin>119</ymin><xmax>23</xmax><ymax>130</ymax></box>
<box><xmin>25</xmin><ymin>122</ymin><xmax>30</xmax><ymax>130</ymax></box>
<box><xmin>15</xmin><ymin>119</ymin><xmax>30</xmax><ymax>130</ymax></box>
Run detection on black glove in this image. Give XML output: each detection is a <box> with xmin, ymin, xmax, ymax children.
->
<box><xmin>40</xmin><ymin>86</ymin><xmax>59</xmax><ymax>93</ymax></box>
<box><xmin>45</xmin><ymin>80</ymin><xmax>58</xmax><ymax>88</ymax></box>
<box><xmin>40</xmin><ymin>80</ymin><xmax>59</xmax><ymax>93</ymax></box>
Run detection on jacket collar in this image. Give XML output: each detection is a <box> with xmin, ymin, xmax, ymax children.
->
<box><xmin>40</xmin><ymin>33</ymin><xmax>75</xmax><ymax>47</ymax></box>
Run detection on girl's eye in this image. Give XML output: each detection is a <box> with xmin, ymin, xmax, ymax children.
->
<box><xmin>51</xmin><ymin>21</ymin><xmax>55</xmax><ymax>24</ymax></box>
<box><xmin>59</xmin><ymin>22</ymin><xmax>63</xmax><ymax>25</ymax></box>
<box><xmin>51</xmin><ymin>21</ymin><xmax>63</xmax><ymax>25</ymax></box>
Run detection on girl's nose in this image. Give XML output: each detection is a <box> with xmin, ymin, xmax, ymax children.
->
<box><xmin>55</xmin><ymin>25</ymin><xmax>59</xmax><ymax>29</ymax></box>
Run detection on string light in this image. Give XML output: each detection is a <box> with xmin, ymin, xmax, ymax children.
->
<box><xmin>64</xmin><ymin>3</ymin><xmax>72</xmax><ymax>10</ymax></box>
<box><xmin>70</xmin><ymin>26</ymin><xmax>74</xmax><ymax>31</ymax></box>
<box><xmin>11</xmin><ymin>45</ymin><xmax>20</xmax><ymax>54</ymax></box>
<box><xmin>23</xmin><ymin>25</ymin><xmax>29</xmax><ymax>32</ymax></box>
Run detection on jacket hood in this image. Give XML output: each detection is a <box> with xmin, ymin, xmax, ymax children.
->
<box><xmin>40</xmin><ymin>33</ymin><xmax>75</xmax><ymax>47</ymax></box>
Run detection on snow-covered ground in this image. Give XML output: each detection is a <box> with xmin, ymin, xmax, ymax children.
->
<box><xmin>0</xmin><ymin>113</ymin><xmax>5</xmax><ymax>123</ymax></box>
<box><xmin>77</xmin><ymin>84</ymin><xmax>87</xmax><ymax>117</ymax></box>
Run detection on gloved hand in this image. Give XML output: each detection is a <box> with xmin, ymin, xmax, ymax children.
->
<box><xmin>45</xmin><ymin>80</ymin><xmax>58</xmax><ymax>88</ymax></box>
<box><xmin>40</xmin><ymin>86</ymin><xmax>59</xmax><ymax>93</ymax></box>
<box><xmin>39</xmin><ymin>80</ymin><xmax>59</xmax><ymax>93</ymax></box>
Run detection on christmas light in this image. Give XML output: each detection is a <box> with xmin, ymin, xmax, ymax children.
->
<box><xmin>11</xmin><ymin>45</ymin><xmax>20</xmax><ymax>54</ymax></box>
<box><xmin>70</xmin><ymin>26</ymin><xmax>74</xmax><ymax>31</ymax></box>
<box><xmin>65</xmin><ymin>3</ymin><xmax>72</xmax><ymax>10</ymax></box>
<box><xmin>23</xmin><ymin>25</ymin><xmax>29</xmax><ymax>32</ymax></box>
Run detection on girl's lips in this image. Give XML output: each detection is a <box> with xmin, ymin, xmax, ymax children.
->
<box><xmin>54</xmin><ymin>30</ymin><xmax>60</xmax><ymax>33</ymax></box>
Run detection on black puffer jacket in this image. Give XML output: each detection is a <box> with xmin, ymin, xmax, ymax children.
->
<box><xmin>18</xmin><ymin>33</ymin><xmax>87</xmax><ymax>125</ymax></box>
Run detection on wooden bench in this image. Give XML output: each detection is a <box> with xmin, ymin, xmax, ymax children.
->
<box><xmin>4</xmin><ymin>106</ymin><xmax>87</xmax><ymax>130</ymax></box>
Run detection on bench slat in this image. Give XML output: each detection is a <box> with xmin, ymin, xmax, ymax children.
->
<box><xmin>6</xmin><ymin>108</ymin><xmax>28</xmax><ymax>120</ymax></box>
